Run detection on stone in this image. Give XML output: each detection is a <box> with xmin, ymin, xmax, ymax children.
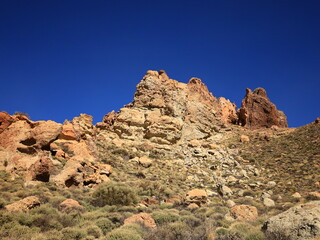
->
<box><xmin>315</xmin><ymin>117</ymin><xmax>320</xmax><ymax>124</ymax></box>
<box><xmin>262</xmin><ymin>201</ymin><xmax>320</xmax><ymax>240</ymax></box>
<box><xmin>267</xmin><ymin>181</ymin><xmax>277</xmax><ymax>187</ymax></box>
<box><xmin>124</xmin><ymin>213</ymin><xmax>156</xmax><ymax>229</ymax></box>
<box><xmin>230</xmin><ymin>205</ymin><xmax>258</xmax><ymax>221</ymax></box>
<box><xmin>187</xmin><ymin>203</ymin><xmax>200</xmax><ymax>210</ymax></box>
<box><xmin>263</xmin><ymin>197</ymin><xmax>275</xmax><ymax>207</ymax></box>
<box><xmin>59</xmin><ymin>199</ymin><xmax>84</xmax><ymax>213</ymax></box>
<box><xmin>186</xmin><ymin>189</ymin><xmax>208</xmax><ymax>206</ymax></box>
<box><xmin>292</xmin><ymin>192</ymin><xmax>302</xmax><ymax>199</ymax></box>
<box><xmin>218</xmin><ymin>185</ymin><xmax>233</xmax><ymax>197</ymax></box>
<box><xmin>238</xmin><ymin>88</ymin><xmax>288</xmax><ymax>129</ymax></box>
<box><xmin>226</xmin><ymin>200</ymin><xmax>236</xmax><ymax>208</ymax></box>
<box><xmin>240</xmin><ymin>135</ymin><xmax>250</xmax><ymax>142</ymax></box>
<box><xmin>5</xmin><ymin>196</ymin><xmax>40</xmax><ymax>212</ymax></box>
<box><xmin>138</xmin><ymin>156</ymin><xmax>153</xmax><ymax>168</ymax></box>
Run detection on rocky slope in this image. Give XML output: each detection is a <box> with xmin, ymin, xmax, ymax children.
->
<box><xmin>0</xmin><ymin>70</ymin><xmax>319</xmax><ymax>240</ymax></box>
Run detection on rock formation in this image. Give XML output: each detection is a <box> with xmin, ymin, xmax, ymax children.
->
<box><xmin>238</xmin><ymin>88</ymin><xmax>287</xmax><ymax>128</ymax></box>
<box><xmin>263</xmin><ymin>201</ymin><xmax>320</xmax><ymax>239</ymax></box>
<box><xmin>98</xmin><ymin>70</ymin><xmax>237</xmax><ymax>146</ymax></box>
<box><xmin>0</xmin><ymin>113</ymin><xmax>109</xmax><ymax>188</ymax></box>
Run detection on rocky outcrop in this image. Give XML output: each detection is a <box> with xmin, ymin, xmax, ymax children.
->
<box><xmin>238</xmin><ymin>88</ymin><xmax>288</xmax><ymax>129</ymax></box>
<box><xmin>5</xmin><ymin>196</ymin><xmax>40</xmax><ymax>212</ymax></box>
<box><xmin>59</xmin><ymin>199</ymin><xmax>84</xmax><ymax>213</ymax></box>
<box><xmin>230</xmin><ymin>204</ymin><xmax>258</xmax><ymax>221</ymax></box>
<box><xmin>0</xmin><ymin>112</ymin><xmax>108</xmax><ymax>188</ymax></box>
<box><xmin>185</xmin><ymin>189</ymin><xmax>208</xmax><ymax>206</ymax></box>
<box><xmin>262</xmin><ymin>201</ymin><xmax>320</xmax><ymax>240</ymax></box>
<box><xmin>124</xmin><ymin>213</ymin><xmax>157</xmax><ymax>229</ymax></box>
<box><xmin>99</xmin><ymin>70</ymin><xmax>237</xmax><ymax>146</ymax></box>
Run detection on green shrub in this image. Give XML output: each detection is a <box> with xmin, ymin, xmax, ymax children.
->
<box><xmin>86</xmin><ymin>225</ymin><xmax>103</xmax><ymax>238</ymax></box>
<box><xmin>145</xmin><ymin>222</ymin><xmax>191</xmax><ymax>240</ymax></box>
<box><xmin>106</xmin><ymin>227</ymin><xmax>143</xmax><ymax>240</ymax></box>
<box><xmin>96</xmin><ymin>217</ymin><xmax>116</xmax><ymax>235</ymax></box>
<box><xmin>61</xmin><ymin>227</ymin><xmax>86</xmax><ymax>240</ymax></box>
<box><xmin>152</xmin><ymin>211</ymin><xmax>180</xmax><ymax>225</ymax></box>
<box><xmin>92</xmin><ymin>182</ymin><xmax>138</xmax><ymax>206</ymax></box>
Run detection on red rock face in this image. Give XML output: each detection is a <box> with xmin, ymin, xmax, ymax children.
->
<box><xmin>238</xmin><ymin>88</ymin><xmax>288</xmax><ymax>129</ymax></box>
<box><xmin>0</xmin><ymin>111</ymin><xmax>14</xmax><ymax>134</ymax></box>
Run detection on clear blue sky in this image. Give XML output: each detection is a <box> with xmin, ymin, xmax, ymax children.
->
<box><xmin>1</xmin><ymin>0</ymin><xmax>319</xmax><ymax>127</ymax></box>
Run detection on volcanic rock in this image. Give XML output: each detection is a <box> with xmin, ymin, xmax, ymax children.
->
<box><xmin>230</xmin><ymin>204</ymin><xmax>258</xmax><ymax>221</ymax></box>
<box><xmin>238</xmin><ymin>88</ymin><xmax>288</xmax><ymax>128</ymax></box>
<box><xmin>5</xmin><ymin>196</ymin><xmax>40</xmax><ymax>212</ymax></box>
<box><xmin>124</xmin><ymin>213</ymin><xmax>157</xmax><ymax>229</ymax></box>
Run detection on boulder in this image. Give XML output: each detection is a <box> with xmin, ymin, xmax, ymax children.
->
<box><xmin>230</xmin><ymin>205</ymin><xmax>258</xmax><ymax>221</ymax></box>
<box><xmin>238</xmin><ymin>88</ymin><xmax>288</xmax><ymax>129</ymax></box>
<box><xmin>5</xmin><ymin>196</ymin><xmax>40</xmax><ymax>212</ymax></box>
<box><xmin>240</xmin><ymin>135</ymin><xmax>250</xmax><ymax>142</ymax></box>
<box><xmin>186</xmin><ymin>189</ymin><xmax>208</xmax><ymax>206</ymax></box>
<box><xmin>59</xmin><ymin>199</ymin><xmax>84</xmax><ymax>213</ymax></box>
<box><xmin>218</xmin><ymin>185</ymin><xmax>233</xmax><ymax>197</ymax></box>
<box><xmin>262</xmin><ymin>201</ymin><xmax>320</xmax><ymax>240</ymax></box>
<box><xmin>263</xmin><ymin>197</ymin><xmax>275</xmax><ymax>207</ymax></box>
<box><xmin>124</xmin><ymin>213</ymin><xmax>157</xmax><ymax>229</ymax></box>
<box><xmin>138</xmin><ymin>156</ymin><xmax>153</xmax><ymax>168</ymax></box>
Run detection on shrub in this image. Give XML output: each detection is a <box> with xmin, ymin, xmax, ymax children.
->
<box><xmin>14</xmin><ymin>111</ymin><xmax>30</xmax><ymax>119</ymax></box>
<box><xmin>92</xmin><ymin>182</ymin><xmax>138</xmax><ymax>207</ymax></box>
<box><xmin>145</xmin><ymin>222</ymin><xmax>191</xmax><ymax>240</ymax></box>
<box><xmin>96</xmin><ymin>217</ymin><xmax>116</xmax><ymax>235</ymax></box>
<box><xmin>106</xmin><ymin>227</ymin><xmax>143</xmax><ymax>240</ymax></box>
<box><xmin>152</xmin><ymin>211</ymin><xmax>180</xmax><ymax>225</ymax></box>
<box><xmin>61</xmin><ymin>227</ymin><xmax>86</xmax><ymax>240</ymax></box>
<box><xmin>86</xmin><ymin>225</ymin><xmax>103</xmax><ymax>238</ymax></box>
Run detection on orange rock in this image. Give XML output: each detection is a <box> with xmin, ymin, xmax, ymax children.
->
<box><xmin>0</xmin><ymin>111</ymin><xmax>14</xmax><ymax>134</ymax></box>
<box><xmin>5</xmin><ymin>196</ymin><xmax>40</xmax><ymax>212</ymax></box>
<box><xmin>308</xmin><ymin>192</ymin><xmax>320</xmax><ymax>200</ymax></box>
<box><xmin>186</xmin><ymin>189</ymin><xmax>208</xmax><ymax>206</ymax></box>
<box><xmin>240</xmin><ymin>135</ymin><xmax>250</xmax><ymax>142</ymax></box>
<box><xmin>59</xmin><ymin>199</ymin><xmax>84</xmax><ymax>213</ymax></box>
<box><xmin>124</xmin><ymin>213</ymin><xmax>157</xmax><ymax>229</ymax></box>
<box><xmin>187</xmin><ymin>203</ymin><xmax>200</xmax><ymax>210</ymax></box>
<box><xmin>59</xmin><ymin>123</ymin><xmax>77</xmax><ymax>140</ymax></box>
<box><xmin>230</xmin><ymin>204</ymin><xmax>258</xmax><ymax>221</ymax></box>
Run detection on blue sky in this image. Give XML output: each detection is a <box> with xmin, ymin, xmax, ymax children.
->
<box><xmin>1</xmin><ymin>0</ymin><xmax>319</xmax><ymax>127</ymax></box>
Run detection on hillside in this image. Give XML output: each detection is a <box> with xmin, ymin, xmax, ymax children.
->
<box><xmin>0</xmin><ymin>70</ymin><xmax>319</xmax><ymax>240</ymax></box>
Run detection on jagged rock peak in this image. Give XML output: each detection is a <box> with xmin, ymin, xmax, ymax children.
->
<box><xmin>99</xmin><ymin>70</ymin><xmax>238</xmax><ymax>145</ymax></box>
<box><xmin>238</xmin><ymin>87</ymin><xmax>288</xmax><ymax>129</ymax></box>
